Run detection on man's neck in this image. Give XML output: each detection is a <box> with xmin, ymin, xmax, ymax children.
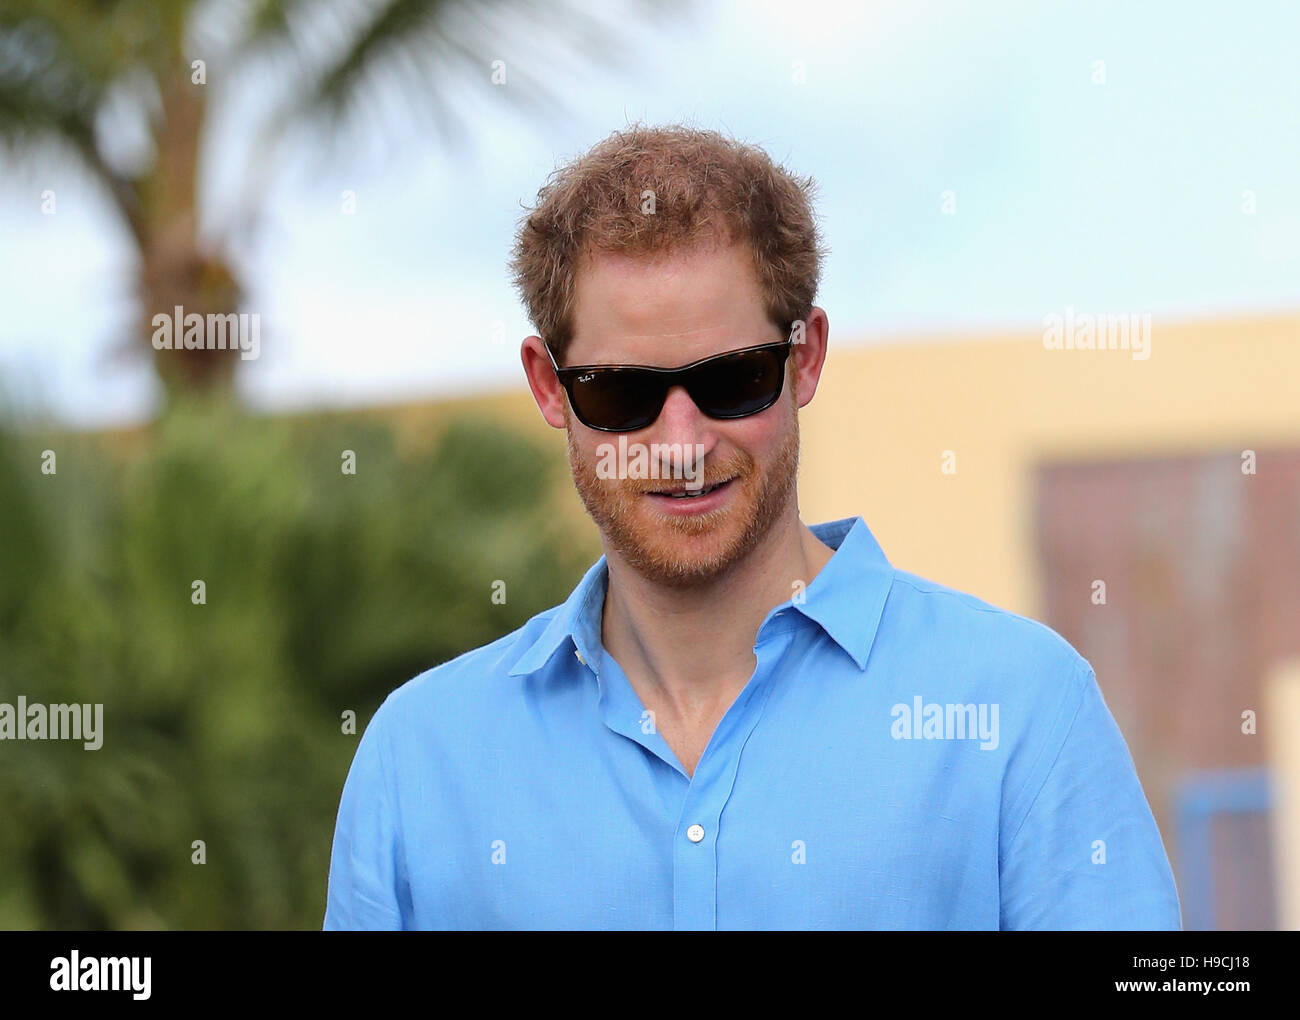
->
<box><xmin>599</xmin><ymin>507</ymin><xmax>836</xmax><ymax>719</ymax></box>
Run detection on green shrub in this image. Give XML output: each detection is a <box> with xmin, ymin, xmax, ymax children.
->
<box><xmin>0</xmin><ymin>396</ymin><xmax>595</xmax><ymax>928</ymax></box>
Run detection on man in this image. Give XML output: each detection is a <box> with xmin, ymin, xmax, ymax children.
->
<box><xmin>323</xmin><ymin>124</ymin><xmax>1182</xmax><ymax>930</ymax></box>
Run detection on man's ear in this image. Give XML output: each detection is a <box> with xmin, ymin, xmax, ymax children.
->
<box><xmin>790</xmin><ymin>307</ymin><xmax>829</xmax><ymax>410</ymax></box>
<box><xmin>521</xmin><ymin>336</ymin><xmax>568</xmax><ymax>429</ymax></box>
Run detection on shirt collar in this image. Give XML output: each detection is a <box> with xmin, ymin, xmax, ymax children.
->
<box><xmin>792</xmin><ymin>516</ymin><xmax>895</xmax><ymax>670</ymax></box>
<box><xmin>505</xmin><ymin>554</ymin><xmax>608</xmax><ymax>678</ymax></box>
<box><xmin>506</xmin><ymin>515</ymin><xmax>894</xmax><ymax>677</ymax></box>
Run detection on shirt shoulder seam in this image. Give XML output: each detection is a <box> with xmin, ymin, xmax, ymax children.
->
<box><xmin>1002</xmin><ymin>657</ymin><xmax>1092</xmax><ymax>854</ymax></box>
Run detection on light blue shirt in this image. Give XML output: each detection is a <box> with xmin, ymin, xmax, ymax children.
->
<box><xmin>323</xmin><ymin>515</ymin><xmax>1182</xmax><ymax>930</ymax></box>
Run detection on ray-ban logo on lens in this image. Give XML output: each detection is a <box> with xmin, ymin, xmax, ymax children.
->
<box><xmin>151</xmin><ymin>305</ymin><xmax>260</xmax><ymax>361</ymax></box>
<box><xmin>891</xmin><ymin>697</ymin><xmax>999</xmax><ymax>750</ymax></box>
<box><xmin>595</xmin><ymin>437</ymin><xmax>706</xmax><ymax>488</ymax></box>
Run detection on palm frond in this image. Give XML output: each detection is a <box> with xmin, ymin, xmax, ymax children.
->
<box><xmin>235</xmin><ymin>0</ymin><xmax>685</xmax><ymax>154</ymax></box>
<box><xmin>0</xmin><ymin>9</ymin><xmax>147</xmax><ymax>243</ymax></box>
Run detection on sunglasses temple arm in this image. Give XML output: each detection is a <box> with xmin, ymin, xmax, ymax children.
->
<box><xmin>543</xmin><ymin>342</ymin><xmax>563</xmax><ymax>376</ymax></box>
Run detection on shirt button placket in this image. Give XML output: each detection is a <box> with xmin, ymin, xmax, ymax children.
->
<box><xmin>674</xmin><ymin>807</ymin><xmax>718</xmax><ymax>930</ymax></box>
<box><xmin>671</xmin><ymin>629</ymin><xmax>790</xmax><ymax>930</ymax></box>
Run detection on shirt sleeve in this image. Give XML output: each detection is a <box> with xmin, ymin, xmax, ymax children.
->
<box><xmin>323</xmin><ymin>698</ymin><xmax>408</xmax><ymax>930</ymax></box>
<box><xmin>999</xmin><ymin>660</ymin><xmax>1183</xmax><ymax>930</ymax></box>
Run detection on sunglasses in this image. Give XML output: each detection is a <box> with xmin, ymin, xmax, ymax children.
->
<box><xmin>545</xmin><ymin>332</ymin><xmax>796</xmax><ymax>433</ymax></box>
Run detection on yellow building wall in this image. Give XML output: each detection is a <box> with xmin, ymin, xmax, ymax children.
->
<box><xmin>798</xmin><ymin>312</ymin><xmax>1300</xmax><ymax>617</ymax></box>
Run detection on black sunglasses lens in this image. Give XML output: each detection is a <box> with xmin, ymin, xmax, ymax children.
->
<box><xmin>568</xmin><ymin>369</ymin><xmax>665</xmax><ymax>431</ymax></box>
<box><xmin>688</xmin><ymin>346</ymin><xmax>786</xmax><ymax>417</ymax></box>
<box><xmin>561</xmin><ymin>343</ymin><xmax>788</xmax><ymax>431</ymax></box>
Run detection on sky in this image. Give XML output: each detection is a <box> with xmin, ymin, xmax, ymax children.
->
<box><xmin>0</xmin><ymin>0</ymin><xmax>1296</xmax><ymax>428</ymax></box>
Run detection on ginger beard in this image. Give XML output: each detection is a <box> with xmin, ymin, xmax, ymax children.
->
<box><xmin>564</xmin><ymin>393</ymin><xmax>801</xmax><ymax>588</ymax></box>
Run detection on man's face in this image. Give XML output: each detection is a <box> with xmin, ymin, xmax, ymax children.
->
<box><xmin>557</xmin><ymin>239</ymin><xmax>802</xmax><ymax>587</ymax></box>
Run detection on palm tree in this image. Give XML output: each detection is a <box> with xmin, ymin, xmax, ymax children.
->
<box><xmin>0</xmin><ymin>0</ymin><xmax>677</xmax><ymax>402</ymax></box>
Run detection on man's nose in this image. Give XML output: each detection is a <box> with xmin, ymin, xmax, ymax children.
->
<box><xmin>653</xmin><ymin>385</ymin><xmax>711</xmax><ymax>440</ymax></box>
<box><xmin>643</xmin><ymin>385</ymin><xmax>716</xmax><ymax>472</ymax></box>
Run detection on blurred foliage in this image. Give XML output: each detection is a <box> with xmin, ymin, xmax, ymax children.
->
<box><xmin>0</xmin><ymin>0</ymin><xmax>680</xmax><ymax>397</ymax></box>
<box><xmin>0</xmin><ymin>396</ymin><xmax>595</xmax><ymax>928</ymax></box>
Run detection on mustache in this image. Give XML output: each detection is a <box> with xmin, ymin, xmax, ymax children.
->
<box><xmin>610</xmin><ymin>460</ymin><xmax>750</xmax><ymax>494</ymax></box>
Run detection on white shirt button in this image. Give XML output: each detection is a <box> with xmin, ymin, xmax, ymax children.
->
<box><xmin>686</xmin><ymin>824</ymin><xmax>705</xmax><ymax>843</ymax></box>
<box><xmin>574</xmin><ymin>648</ymin><xmax>586</xmax><ymax>666</ymax></box>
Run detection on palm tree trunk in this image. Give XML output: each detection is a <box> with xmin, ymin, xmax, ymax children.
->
<box><xmin>138</xmin><ymin>64</ymin><xmax>243</xmax><ymax>401</ymax></box>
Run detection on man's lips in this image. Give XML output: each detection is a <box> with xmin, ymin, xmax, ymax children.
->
<box><xmin>643</xmin><ymin>477</ymin><xmax>735</xmax><ymax>499</ymax></box>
